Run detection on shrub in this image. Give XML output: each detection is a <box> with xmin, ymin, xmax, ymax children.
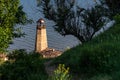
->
<box><xmin>50</xmin><ymin>64</ymin><xmax>71</xmax><ymax>80</ymax></box>
<box><xmin>114</xmin><ymin>14</ymin><xmax>120</xmax><ymax>24</ymax></box>
<box><xmin>88</xmin><ymin>74</ymin><xmax>112</xmax><ymax>80</ymax></box>
<box><xmin>0</xmin><ymin>49</ymin><xmax>48</xmax><ymax>80</ymax></box>
<box><xmin>111</xmin><ymin>70</ymin><xmax>120</xmax><ymax>80</ymax></box>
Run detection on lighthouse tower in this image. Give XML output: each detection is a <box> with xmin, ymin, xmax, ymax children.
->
<box><xmin>35</xmin><ymin>18</ymin><xmax>48</xmax><ymax>52</ymax></box>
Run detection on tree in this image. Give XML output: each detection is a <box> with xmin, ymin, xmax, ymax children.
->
<box><xmin>99</xmin><ymin>0</ymin><xmax>120</xmax><ymax>19</ymax></box>
<box><xmin>105</xmin><ymin>0</ymin><xmax>120</xmax><ymax>14</ymax></box>
<box><xmin>80</xmin><ymin>5</ymin><xmax>108</xmax><ymax>41</ymax></box>
<box><xmin>0</xmin><ymin>0</ymin><xmax>30</xmax><ymax>53</ymax></box>
<box><xmin>38</xmin><ymin>0</ymin><xmax>107</xmax><ymax>43</ymax></box>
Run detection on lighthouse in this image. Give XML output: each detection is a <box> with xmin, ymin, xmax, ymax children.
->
<box><xmin>35</xmin><ymin>18</ymin><xmax>48</xmax><ymax>52</ymax></box>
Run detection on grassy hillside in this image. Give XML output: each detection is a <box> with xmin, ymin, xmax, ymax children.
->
<box><xmin>52</xmin><ymin>15</ymin><xmax>120</xmax><ymax>80</ymax></box>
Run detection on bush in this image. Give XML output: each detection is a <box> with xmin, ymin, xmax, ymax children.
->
<box><xmin>111</xmin><ymin>70</ymin><xmax>120</xmax><ymax>80</ymax></box>
<box><xmin>50</xmin><ymin>64</ymin><xmax>71</xmax><ymax>80</ymax></box>
<box><xmin>0</xmin><ymin>49</ymin><xmax>48</xmax><ymax>80</ymax></box>
<box><xmin>88</xmin><ymin>74</ymin><xmax>112</xmax><ymax>80</ymax></box>
<box><xmin>114</xmin><ymin>14</ymin><xmax>120</xmax><ymax>24</ymax></box>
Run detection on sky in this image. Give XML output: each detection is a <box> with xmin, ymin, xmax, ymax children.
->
<box><xmin>8</xmin><ymin>0</ymin><xmax>104</xmax><ymax>52</ymax></box>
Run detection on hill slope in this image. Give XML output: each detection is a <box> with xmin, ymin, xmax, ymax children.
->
<box><xmin>52</xmin><ymin>15</ymin><xmax>120</xmax><ymax>80</ymax></box>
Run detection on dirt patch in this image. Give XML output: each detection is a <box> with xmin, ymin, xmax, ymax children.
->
<box><xmin>44</xmin><ymin>60</ymin><xmax>57</xmax><ymax>76</ymax></box>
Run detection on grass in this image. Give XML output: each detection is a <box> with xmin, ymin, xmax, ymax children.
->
<box><xmin>52</xmin><ymin>15</ymin><xmax>120</xmax><ymax>80</ymax></box>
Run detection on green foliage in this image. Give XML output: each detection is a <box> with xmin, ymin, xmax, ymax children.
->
<box><xmin>0</xmin><ymin>0</ymin><xmax>18</xmax><ymax>52</ymax></box>
<box><xmin>114</xmin><ymin>14</ymin><xmax>120</xmax><ymax>24</ymax></box>
<box><xmin>80</xmin><ymin>5</ymin><xmax>108</xmax><ymax>41</ymax></box>
<box><xmin>104</xmin><ymin>0</ymin><xmax>120</xmax><ymax>15</ymax></box>
<box><xmin>0</xmin><ymin>27</ymin><xmax>12</xmax><ymax>52</ymax></box>
<box><xmin>0</xmin><ymin>0</ymin><xmax>31</xmax><ymax>53</ymax></box>
<box><xmin>52</xmin><ymin>16</ymin><xmax>120</xmax><ymax>79</ymax></box>
<box><xmin>50</xmin><ymin>64</ymin><xmax>71</xmax><ymax>80</ymax></box>
<box><xmin>111</xmin><ymin>70</ymin><xmax>120</xmax><ymax>80</ymax></box>
<box><xmin>99</xmin><ymin>0</ymin><xmax>120</xmax><ymax>19</ymax></box>
<box><xmin>7</xmin><ymin>49</ymin><xmax>29</xmax><ymax>60</ymax></box>
<box><xmin>0</xmin><ymin>49</ymin><xmax>48</xmax><ymax>80</ymax></box>
<box><xmin>88</xmin><ymin>74</ymin><xmax>112</xmax><ymax>80</ymax></box>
